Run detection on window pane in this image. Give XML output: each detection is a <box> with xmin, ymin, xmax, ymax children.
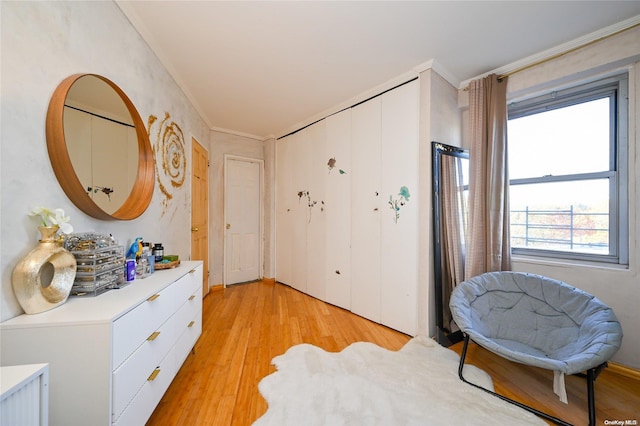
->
<box><xmin>510</xmin><ymin>180</ymin><xmax>609</xmax><ymax>254</ymax></box>
<box><xmin>508</xmin><ymin>98</ymin><xmax>610</xmax><ymax>180</ymax></box>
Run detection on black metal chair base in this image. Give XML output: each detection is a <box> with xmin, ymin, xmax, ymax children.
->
<box><xmin>457</xmin><ymin>334</ymin><xmax>604</xmax><ymax>426</ymax></box>
<box><xmin>436</xmin><ymin>328</ymin><xmax>464</xmax><ymax>347</ymax></box>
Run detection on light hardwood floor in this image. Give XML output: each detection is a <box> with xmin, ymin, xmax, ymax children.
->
<box><xmin>147</xmin><ymin>280</ymin><xmax>639</xmax><ymax>425</ymax></box>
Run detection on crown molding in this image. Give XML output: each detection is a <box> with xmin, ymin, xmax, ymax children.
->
<box><xmin>210</xmin><ymin>126</ymin><xmax>266</xmax><ymax>141</ymax></box>
<box><xmin>459</xmin><ymin>14</ymin><xmax>640</xmax><ymax>90</ymax></box>
<box><xmin>413</xmin><ymin>59</ymin><xmax>460</xmax><ymax>89</ymax></box>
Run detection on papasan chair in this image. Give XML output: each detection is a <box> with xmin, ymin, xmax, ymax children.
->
<box><xmin>449</xmin><ymin>271</ymin><xmax>622</xmax><ymax>426</ymax></box>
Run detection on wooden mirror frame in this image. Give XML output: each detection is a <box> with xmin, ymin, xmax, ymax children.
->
<box><xmin>46</xmin><ymin>74</ymin><xmax>155</xmax><ymax>220</ymax></box>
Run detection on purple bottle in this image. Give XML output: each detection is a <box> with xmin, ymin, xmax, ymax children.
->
<box><xmin>126</xmin><ymin>259</ymin><xmax>136</xmax><ymax>281</ymax></box>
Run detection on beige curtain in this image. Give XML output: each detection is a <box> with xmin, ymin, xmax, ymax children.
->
<box><xmin>441</xmin><ymin>156</ymin><xmax>467</xmax><ymax>328</ymax></box>
<box><xmin>465</xmin><ymin>74</ymin><xmax>511</xmax><ymax>278</ymax></box>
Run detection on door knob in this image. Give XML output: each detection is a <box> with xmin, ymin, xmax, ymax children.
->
<box><xmin>226</xmin><ymin>224</ymin><xmax>231</xmax><ymax>229</ymax></box>
<box><xmin>191</xmin><ymin>226</ymin><xmax>199</xmax><ymax>232</ymax></box>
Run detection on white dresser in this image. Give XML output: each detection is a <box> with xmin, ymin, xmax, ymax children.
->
<box><xmin>0</xmin><ymin>363</ymin><xmax>49</xmax><ymax>426</ymax></box>
<box><xmin>0</xmin><ymin>261</ymin><xmax>203</xmax><ymax>426</ymax></box>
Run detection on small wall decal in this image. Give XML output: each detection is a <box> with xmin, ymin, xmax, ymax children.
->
<box><xmin>298</xmin><ymin>190</ymin><xmax>319</xmax><ymax>223</ymax></box>
<box><xmin>389</xmin><ymin>186</ymin><xmax>410</xmax><ymax>224</ymax></box>
<box><xmin>327</xmin><ymin>157</ymin><xmax>347</xmax><ymax>174</ymax></box>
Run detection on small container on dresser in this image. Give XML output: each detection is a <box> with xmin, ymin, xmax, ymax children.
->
<box><xmin>71</xmin><ymin>245</ymin><xmax>125</xmax><ymax>295</ymax></box>
<box><xmin>64</xmin><ymin>233</ymin><xmax>125</xmax><ymax>296</ymax></box>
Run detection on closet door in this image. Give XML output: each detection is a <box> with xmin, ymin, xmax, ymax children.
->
<box><xmin>325</xmin><ymin>110</ymin><xmax>352</xmax><ymax>310</ymax></box>
<box><xmin>305</xmin><ymin>121</ymin><xmax>327</xmax><ymax>301</ymax></box>
<box><xmin>350</xmin><ymin>97</ymin><xmax>382</xmax><ymax>323</ymax></box>
<box><xmin>289</xmin><ymin>130</ymin><xmax>310</xmax><ymax>293</ymax></box>
<box><xmin>275</xmin><ymin>136</ymin><xmax>294</xmax><ymax>286</ymax></box>
<box><xmin>380</xmin><ymin>80</ymin><xmax>419</xmax><ymax>335</ymax></box>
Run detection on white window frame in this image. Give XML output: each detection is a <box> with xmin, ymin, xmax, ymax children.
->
<box><xmin>507</xmin><ymin>73</ymin><xmax>629</xmax><ymax>265</ymax></box>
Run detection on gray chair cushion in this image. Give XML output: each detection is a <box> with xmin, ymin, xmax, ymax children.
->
<box><xmin>449</xmin><ymin>271</ymin><xmax>622</xmax><ymax>375</ymax></box>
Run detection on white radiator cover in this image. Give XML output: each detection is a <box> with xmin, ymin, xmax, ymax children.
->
<box><xmin>0</xmin><ymin>364</ymin><xmax>49</xmax><ymax>426</ymax></box>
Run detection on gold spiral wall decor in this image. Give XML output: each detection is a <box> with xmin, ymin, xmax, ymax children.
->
<box><xmin>148</xmin><ymin>113</ymin><xmax>186</xmax><ymax>211</ymax></box>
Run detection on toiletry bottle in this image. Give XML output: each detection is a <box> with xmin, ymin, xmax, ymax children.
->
<box><xmin>126</xmin><ymin>259</ymin><xmax>136</xmax><ymax>281</ymax></box>
<box><xmin>136</xmin><ymin>256</ymin><xmax>147</xmax><ymax>279</ymax></box>
<box><xmin>153</xmin><ymin>243</ymin><xmax>164</xmax><ymax>263</ymax></box>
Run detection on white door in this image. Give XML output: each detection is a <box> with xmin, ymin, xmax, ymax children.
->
<box><xmin>380</xmin><ymin>80</ymin><xmax>419</xmax><ymax>335</ymax></box>
<box><xmin>305</xmin><ymin>120</ymin><xmax>327</xmax><ymax>301</ymax></box>
<box><xmin>224</xmin><ymin>156</ymin><xmax>262</xmax><ymax>285</ymax></box>
<box><xmin>350</xmin><ymin>96</ymin><xmax>382</xmax><ymax>323</ymax></box>
<box><xmin>275</xmin><ymin>137</ymin><xmax>294</xmax><ymax>286</ymax></box>
<box><xmin>325</xmin><ymin>109</ymin><xmax>352</xmax><ymax>310</ymax></box>
<box><xmin>289</xmin><ymin>131</ymin><xmax>309</xmax><ymax>293</ymax></box>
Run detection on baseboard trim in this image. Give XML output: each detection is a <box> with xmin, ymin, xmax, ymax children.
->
<box><xmin>210</xmin><ymin>284</ymin><xmax>224</xmax><ymax>291</ymax></box>
<box><xmin>262</xmin><ymin>277</ymin><xmax>276</xmax><ymax>284</ymax></box>
<box><xmin>608</xmin><ymin>361</ymin><xmax>640</xmax><ymax>381</ymax></box>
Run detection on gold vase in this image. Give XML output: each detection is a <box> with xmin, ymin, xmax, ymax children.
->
<box><xmin>12</xmin><ymin>225</ymin><xmax>77</xmax><ymax>314</ymax></box>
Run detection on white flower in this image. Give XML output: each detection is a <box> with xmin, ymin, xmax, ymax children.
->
<box><xmin>28</xmin><ymin>206</ymin><xmax>74</xmax><ymax>234</ymax></box>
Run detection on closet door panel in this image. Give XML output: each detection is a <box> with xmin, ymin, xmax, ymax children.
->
<box><xmin>275</xmin><ymin>137</ymin><xmax>294</xmax><ymax>286</ymax></box>
<box><xmin>289</xmin><ymin>131</ymin><xmax>310</xmax><ymax>293</ymax></box>
<box><xmin>350</xmin><ymin>98</ymin><xmax>382</xmax><ymax>323</ymax></box>
<box><xmin>380</xmin><ymin>80</ymin><xmax>419</xmax><ymax>335</ymax></box>
<box><xmin>325</xmin><ymin>110</ymin><xmax>352</xmax><ymax>310</ymax></box>
<box><xmin>305</xmin><ymin>121</ymin><xmax>327</xmax><ymax>301</ymax></box>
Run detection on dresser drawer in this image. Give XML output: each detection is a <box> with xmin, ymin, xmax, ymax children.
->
<box><xmin>112</xmin><ymin>281</ymin><xmax>181</xmax><ymax>368</ymax></box>
<box><xmin>112</xmin><ymin>347</ymin><xmax>176</xmax><ymax>426</ymax></box>
<box><xmin>175</xmin><ymin>309</ymin><xmax>202</xmax><ymax>367</ymax></box>
<box><xmin>176</xmin><ymin>282</ymin><xmax>202</xmax><ymax>322</ymax></box>
<box><xmin>173</xmin><ymin>268</ymin><xmax>201</xmax><ymax>304</ymax></box>
<box><xmin>111</xmin><ymin>309</ymin><xmax>179</xmax><ymax>419</ymax></box>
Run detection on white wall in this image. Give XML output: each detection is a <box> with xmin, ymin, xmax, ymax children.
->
<box><xmin>417</xmin><ymin>69</ymin><xmax>461</xmax><ymax>337</ymax></box>
<box><xmin>263</xmin><ymin>138</ymin><xmax>277</xmax><ymax>280</ymax></box>
<box><xmin>460</xmin><ymin>26</ymin><xmax>640</xmax><ymax>369</ymax></box>
<box><xmin>1</xmin><ymin>1</ymin><xmax>210</xmax><ymax>321</ymax></box>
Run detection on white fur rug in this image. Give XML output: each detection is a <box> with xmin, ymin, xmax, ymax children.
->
<box><xmin>254</xmin><ymin>336</ymin><xmax>545</xmax><ymax>425</ymax></box>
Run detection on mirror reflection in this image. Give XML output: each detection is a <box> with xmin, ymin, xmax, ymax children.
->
<box><xmin>432</xmin><ymin>141</ymin><xmax>469</xmax><ymax>346</ymax></box>
<box><xmin>46</xmin><ymin>73</ymin><xmax>155</xmax><ymax>221</ymax></box>
<box><xmin>64</xmin><ymin>75</ymin><xmax>138</xmax><ymax>215</ymax></box>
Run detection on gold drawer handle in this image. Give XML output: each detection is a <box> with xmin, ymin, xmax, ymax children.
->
<box><xmin>147</xmin><ymin>294</ymin><xmax>160</xmax><ymax>302</ymax></box>
<box><xmin>188</xmin><ymin>321</ymin><xmax>195</xmax><ymax>328</ymax></box>
<box><xmin>147</xmin><ymin>331</ymin><xmax>161</xmax><ymax>341</ymax></box>
<box><xmin>189</xmin><ymin>295</ymin><xmax>195</xmax><ymax>301</ymax></box>
<box><xmin>189</xmin><ymin>269</ymin><xmax>196</xmax><ymax>274</ymax></box>
<box><xmin>147</xmin><ymin>368</ymin><xmax>161</xmax><ymax>381</ymax></box>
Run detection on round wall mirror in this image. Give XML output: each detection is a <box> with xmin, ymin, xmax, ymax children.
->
<box><xmin>46</xmin><ymin>74</ymin><xmax>154</xmax><ymax>220</ymax></box>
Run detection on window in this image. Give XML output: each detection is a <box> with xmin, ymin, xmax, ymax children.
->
<box><xmin>507</xmin><ymin>74</ymin><xmax>628</xmax><ymax>264</ymax></box>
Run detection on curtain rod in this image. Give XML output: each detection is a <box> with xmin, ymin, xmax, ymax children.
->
<box><xmin>463</xmin><ymin>21</ymin><xmax>640</xmax><ymax>90</ymax></box>
<box><xmin>277</xmin><ymin>76</ymin><xmax>419</xmax><ymax>140</ymax></box>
